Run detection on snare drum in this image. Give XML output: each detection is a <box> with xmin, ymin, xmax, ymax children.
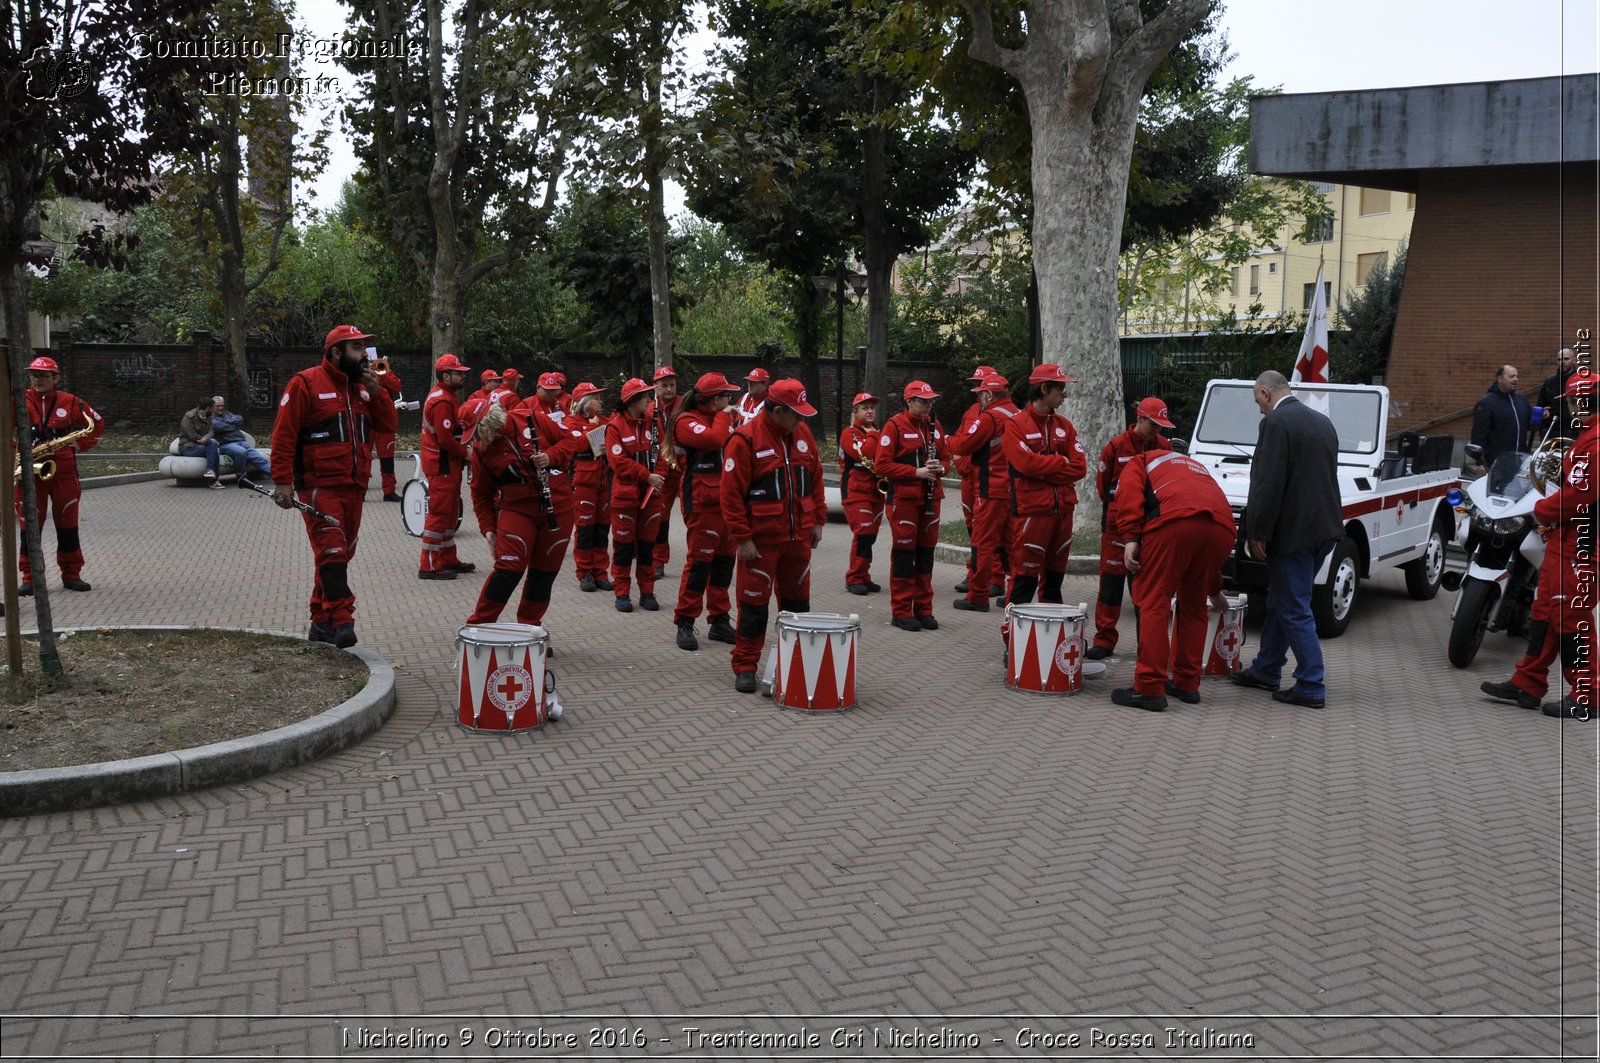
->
<box><xmin>764</xmin><ymin>612</ymin><xmax>860</xmax><ymax>712</ymax></box>
<box><xmin>401</xmin><ymin>478</ymin><xmax>428</xmax><ymax>537</ymax></box>
<box><xmin>1201</xmin><ymin>593</ymin><xmax>1248</xmax><ymax>677</ymax></box>
<box><xmin>1005</xmin><ymin>603</ymin><xmax>1087</xmax><ymax>694</ymax></box>
<box><xmin>456</xmin><ymin>623</ymin><xmax>555</xmax><ymax>732</ymax></box>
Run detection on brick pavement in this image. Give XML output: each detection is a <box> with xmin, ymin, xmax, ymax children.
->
<box><xmin>0</xmin><ymin>474</ymin><xmax>1595</xmax><ymax>1059</ymax></box>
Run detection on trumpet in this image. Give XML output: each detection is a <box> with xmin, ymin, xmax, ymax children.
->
<box><xmin>15</xmin><ymin>409</ymin><xmax>96</xmax><ymax>483</ymax></box>
<box><xmin>851</xmin><ymin>439</ymin><xmax>890</xmax><ymax>498</ymax></box>
<box><xmin>370</xmin><ymin>356</ymin><xmax>389</xmax><ymax>376</ymax></box>
<box><xmin>1529</xmin><ymin>435</ymin><xmax>1573</xmax><ymax>493</ymax></box>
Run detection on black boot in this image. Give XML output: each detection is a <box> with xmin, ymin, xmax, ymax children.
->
<box><xmin>706</xmin><ymin>616</ymin><xmax>736</xmax><ymax>644</ymax></box>
<box><xmin>676</xmin><ymin>621</ymin><xmax>699</xmax><ymax>651</ymax></box>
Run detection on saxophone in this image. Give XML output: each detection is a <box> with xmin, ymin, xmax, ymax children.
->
<box><xmin>16</xmin><ymin>409</ymin><xmax>96</xmax><ymax>483</ymax></box>
<box><xmin>851</xmin><ymin>437</ymin><xmax>890</xmax><ymax>498</ymax></box>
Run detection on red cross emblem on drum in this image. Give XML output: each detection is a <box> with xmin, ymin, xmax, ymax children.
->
<box><xmin>487</xmin><ymin>663</ymin><xmax>533</xmax><ymax>715</ymax></box>
<box><xmin>1203</xmin><ymin>599</ymin><xmax>1246</xmax><ymax>676</ymax></box>
<box><xmin>1054</xmin><ymin>634</ymin><xmax>1084</xmax><ymax>677</ymax></box>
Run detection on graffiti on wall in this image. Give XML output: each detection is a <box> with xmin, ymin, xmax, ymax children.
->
<box><xmin>247</xmin><ymin>369</ymin><xmax>276</xmax><ymax>409</ymax></box>
<box><xmin>111</xmin><ymin>353</ymin><xmax>173</xmax><ymax>387</ymax></box>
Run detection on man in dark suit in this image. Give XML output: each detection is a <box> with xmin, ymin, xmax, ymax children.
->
<box><xmin>1229</xmin><ymin>370</ymin><xmax>1343</xmax><ymax>708</ymax></box>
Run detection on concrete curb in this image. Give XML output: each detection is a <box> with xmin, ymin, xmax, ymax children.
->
<box><xmin>933</xmin><ymin>541</ymin><xmax>1100</xmax><ymax>575</ymax></box>
<box><xmin>0</xmin><ymin>627</ymin><xmax>397</xmax><ymax>817</ymax></box>
<box><xmin>81</xmin><ymin>471</ymin><xmax>167</xmax><ymax>490</ymax></box>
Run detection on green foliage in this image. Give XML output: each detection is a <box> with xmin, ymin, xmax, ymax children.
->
<box><xmin>673</xmin><ymin>221</ymin><xmax>797</xmax><ymax>357</ymax></box>
<box><xmin>886</xmin><ymin>219</ymin><xmax>1032</xmax><ymax>378</ymax></box>
<box><xmin>1332</xmin><ymin>240</ymin><xmax>1406</xmax><ymax>385</ymax></box>
<box><xmin>1138</xmin><ymin>309</ymin><xmax>1309</xmax><ymax>436</ymax></box>
<box><xmin>553</xmin><ymin>190</ymin><xmax>656</xmax><ymax>368</ymax></box>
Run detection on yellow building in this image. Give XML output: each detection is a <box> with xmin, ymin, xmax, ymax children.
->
<box><xmin>1120</xmin><ymin>182</ymin><xmax>1415</xmax><ymax>333</ymax></box>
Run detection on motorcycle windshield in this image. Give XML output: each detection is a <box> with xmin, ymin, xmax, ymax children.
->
<box><xmin>1486</xmin><ymin>451</ymin><xmax>1535</xmax><ymax>500</ymax></box>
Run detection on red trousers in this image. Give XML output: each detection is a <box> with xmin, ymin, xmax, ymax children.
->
<box><xmin>468</xmin><ymin>503</ymin><xmax>574</xmax><ymax>626</ymax></box>
<box><xmin>888</xmin><ymin>495</ymin><xmax>940</xmax><ymax>619</ymax></box>
<box><xmin>1510</xmin><ymin>556</ymin><xmax>1598</xmax><ymax>709</ymax></box>
<box><xmin>1092</xmin><ymin>514</ymin><xmax>1130</xmax><ymax>652</ymax></box>
<box><xmin>1128</xmin><ymin>516</ymin><xmax>1234</xmax><ymax>696</ymax></box>
<box><xmin>610</xmin><ymin>487</ymin><xmax>663</xmax><ymax>598</ymax></box>
<box><xmin>375</xmin><ymin>432</ymin><xmax>398</xmax><ymax>495</ymax></box>
<box><xmin>298</xmin><ymin>485</ymin><xmax>366</xmax><ymax>627</ymax></box>
<box><xmin>843</xmin><ymin>491</ymin><xmax>884</xmax><ymax>587</ymax></box>
<box><xmin>571</xmin><ymin>465</ymin><xmax>611</xmax><ymax>582</ymax></box>
<box><xmin>17</xmin><ymin>473</ymin><xmax>84</xmax><ymax>583</ymax></box>
<box><xmin>674</xmin><ymin>502</ymin><xmax>736</xmax><ymax>623</ymax></box>
<box><xmin>654</xmin><ymin>470</ymin><xmax>682</xmax><ymax>571</ymax></box>
<box><xmin>965</xmin><ymin>495</ymin><xmax>1012</xmax><ymax>605</ymax></box>
<box><xmin>732</xmin><ymin>539</ymin><xmax>813</xmax><ymax>674</ymax></box>
<box><xmin>420</xmin><ymin>472</ymin><xmax>463</xmax><ymax>572</ymax></box>
<box><xmin>1002</xmin><ymin>507</ymin><xmax>1075</xmax><ymax>641</ymax></box>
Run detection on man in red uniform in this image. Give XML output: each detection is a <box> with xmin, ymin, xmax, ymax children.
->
<box><xmin>873</xmin><ymin>380</ymin><xmax>952</xmax><ymax>631</ymax></box>
<box><xmin>418</xmin><ymin>353</ymin><xmax>474</xmax><ymax>580</ymax></box>
<box><xmin>528</xmin><ymin>372</ymin><xmax>565</xmax><ymax>419</ymax></box>
<box><xmin>270</xmin><ymin>325</ymin><xmax>398</xmax><ymax>646</ymax></box>
<box><xmin>371</xmin><ymin>354</ymin><xmax>406</xmax><ymax>502</ymax></box>
<box><xmin>720</xmin><ymin>379</ymin><xmax>826</xmax><ymax>693</ymax></box>
<box><xmin>466</xmin><ymin>395</ymin><xmax>586</xmax><ymax>626</ymax></box>
<box><xmin>567</xmin><ymin>382</ymin><xmax>613</xmax><ymax>592</ymax></box>
<box><xmin>465</xmin><ymin>369</ymin><xmax>501</xmax><ymax>409</ymax></box>
<box><xmin>1088</xmin><ymin>396</ymin><xmax>1174</xmax><ymax>659</ymax></box>
<box><xmin>1000</xmin><ymin>364</ymin><xmax>1088</xmax><ymax>617</ymax></box>
<box><xmin>671</xmin><ymin>371</ymin><xmax>742</xmax><ymax>650</ymax></box>
<box><xmin>1110</xmin><ymin>450</ymin><xmax>1237</xmax><ymax>711</ymax></box>
<box><xmin>605</xmin><ymin>377</ymin><xmax>666</xmax><ymax>611</ymax></box>
<box><xmin>839</xmin><ymin>392</ymin><xmax>884</xmax><ymax>595</ymax></box>
<box><xmin>952</xmin><ymin>365</ymin><xmax>996</xmax><ymax>596</ymax></box>
<box><xmin>16</xmin><ymin>356</ymin><xmax>104</xmax><ymax>594</ymax></box>
<box><xmin>551</xmin><ymin>371</ymin><xmax>572</xmax><ymax>420</ymax></box>
<box><xmin>651</xmin><ymin>365</ymin><xmax>683</xmax><ymax>579</ymax></box>
<box><xmin>1483</xmin><ymin>368</ymin><xmax>1599</xmax><ymax>720</ymax></box>
<box><xmin>948</xmin><ymin>373</ymin><xmax>1019</xmax><ymax>613</ymax></box>
<box><xmin>733</xmin><ymin>367</ymin><xmax>770</xmax><ymax>427</ymax></box>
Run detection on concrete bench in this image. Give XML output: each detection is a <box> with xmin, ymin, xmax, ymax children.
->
<box><xmin>158</xmin><ymin>434</ymin><xmax>261</xmax><ymax>486</ymax></box>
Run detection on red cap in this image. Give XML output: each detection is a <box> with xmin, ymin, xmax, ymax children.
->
<box><xmin>695</xmin><ymin>372</ymin><xmax>741</xmax><ymax>394</ymax></box>
<box><xmin>501</xmin><ymin>369</ymin><xmax>521</xmax><ymax>382</ymax></box>
<box><xmin>653</xmin><ymin>365</ymin><xmax>677</xmax><ymax>381</ymax></box>
<box><xmin>620</xmin><ymin>377</ymin><xmax>654</xmax><ymax>404</ymax></box>
<box><xmin>746</xmin><ymin>368</ymin><xmax>771</xmax><ymax>383</ymax></box>
<box><xmin>967</xmin><ymin>364</ymin><xmax>997</xmax><ymax>382</ymax></box>
<box><xmin>553</xmin><ymin>371</ymin><xmax>567</xmax><ymax>384</ymax></box>
<box><xmin>765</xmin><ymin>379</ymin><xmax>816</xmax><ymax>416</ymax></box>
<box><xmin>1028</xmin><ymin>363</ymin><xmax>1074</xmax><ymax>385</ymax></box>
<box><xmin>971</xmin><ymin>374</ymin><xmax>1009</xmax><ymax>394</ymax></box>
<box><xmin>324</xmin><ymin>325</ymin><xmax>375</xmax><ymax>352</ymax></box>
<box><xmin>480</xmin><ymin>369</ymin><xmax>502</xmax><ymax>384</ymax></box>
<box><xmin>903</xmin><ymin>380</ymin><xmax>939</xmax><ymax>401</ymax></box>
<box><xmin>537</xmin><ymin>372</ymin><xmax>563</xmax><ymax>390</ymax></box>
<box><xmin>1565</xmin><ymin>368</ymin><xmax>1597</xmax><ymax>399</ymax></box>
<box><xmin>1136</xmin><ymin>396</ymin><xmax>1175</xmax><ymax>428</ymax></box>
<box><xmin>570</xmin><ymin>382</ymin><xmax>604</xmax><ymax>403</ymax></box>
<box><xmin>851</xmin><ymin>392</ymin><xmax>878</xmax><ymax>407</ymax></box>
<box><xmin>435</xmin><ymin>353</ymin><xmax>470</xmax><ymax>372</ymax></box>
<box><xmin>26</xmin><ymin>356</ymin><xmax>59</xmax><ymax>373</ymax></box>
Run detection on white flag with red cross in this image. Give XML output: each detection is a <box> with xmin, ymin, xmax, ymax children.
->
<box><xmin>1292</xmin><ymin>265</ymin><xmax>1331</xmax><ymax>412</ymax></box>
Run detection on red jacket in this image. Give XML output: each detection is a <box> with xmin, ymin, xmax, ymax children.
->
<box><xmin>872</xmin><ymin>411</ymin><xmax>952</xmax><ymax>505</ymax></box>
<box><xmin>604</xmin><ymin>410</ymin><xmax>657</xmax><ymax>494</ymax></box>
<box><xmin>1111</xmin><ymin>451</ymin><xmax>1236</xmax><ymax>540</ymax></box>
<box><xmin>569</xmin><ymin>413</ymin><xmax>608</xmax><ymax>494</ymax></box>
<box><xmin>1097</xmin><ymin>426</ymin><xmax>1172</xmax><ymax>504</ymax></box>
<box><xmin>948</xmin><ymin>398</ymin><xmax>1020</xmax><ymax>500</ymax></box>
<box><xmin>421</xmin><ymin>384</ymin><xmax>469</xmax><ymax>477</ymax></box>
<box><xmin>271</xmin><ymin>357</ymin><xmax>397</xmax><ymax>490</ymax></box>
<box><xmin>469</xmin><ymin>404</ymin><xmax>585</xmax><ymax>534</ymax></box>
<box><xmin>24</xmin><ymin>387</ymin><xmax>104</xmax><ymax>482</ymax></box>
<box><xmin>952</xmin><ymin>401</ymin><xmax>981</xmax><ymax>479</ymax></box>
<box><xmin>838</xmin><ymin>422</ymin><xmax>883</xmax><ymax>501</ymax></box>
<box><xmin>1000</xmin><ymin>404</ymin><xmax>1087</xmax><ymax>515</ymax></box>
<box><xmin>652</xmin><ymin>395</ymin><xmax>685</xmax><ymax>481</ymax></box>
<box><xmin>675</xmin><ymin>405</ymin><xmax>736</xmax><ymax>517</ymax></box>
<box><xmin>719</xmin><ymin>410</ymin><xmax>826</xmax><ymax>543</ymax></box>
<box><xmin>1534</xmin><ymin>417</ymin><xmax>1600</xmax><ymax>565</ymax></box>
<box><xmin>373</xmin><ymin>368</ymin><xmax>403</xmax><ymax>433</ymax></box>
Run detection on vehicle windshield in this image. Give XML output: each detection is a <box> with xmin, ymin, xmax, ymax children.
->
<box><xmin>1485</xmin><ymin>450</ymin><xmax>1535</xmax><ymax>501</ymax></box>
<box><xmin>1194</xmin><ymin>383</ymin><xmax>1385</xmax><ymax>456</ymax></box>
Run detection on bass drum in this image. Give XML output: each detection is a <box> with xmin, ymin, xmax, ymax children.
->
<box><xmin>401</xmin><ymin>478</ymin><xmax>428</xmax><ymax>537</ymax></box>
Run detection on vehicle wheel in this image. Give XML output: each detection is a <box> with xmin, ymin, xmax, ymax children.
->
<box><xmin>1403</xmin><ymin>514</ymin><xmax>1449</xmax><ymax>600</ymax></box>
<box><xmin>1447</xmin><ymin>577</ymin><xmax>1499</xmax><ymax>668</ymax></box>
<box><xmin>1312</xmin><ymin>536</ymin><xmax>1359</xmax><ymax>638</ymax></box>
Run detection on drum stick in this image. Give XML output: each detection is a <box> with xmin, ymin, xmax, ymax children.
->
<box><xmin>239</xmin><ymin>478</ymin><xmax>342</xmax><ymax>526</ymax></box>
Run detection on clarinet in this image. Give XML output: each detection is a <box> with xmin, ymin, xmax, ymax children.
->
<box><xmin>919</xmin><ymin>428</ymin><xmax>935</xmax><ymax>513</ymax></box>
<box><xmin>518</xmin><ymin>420</ymin><xmax>560</xmax><ymax>532</ymax></box>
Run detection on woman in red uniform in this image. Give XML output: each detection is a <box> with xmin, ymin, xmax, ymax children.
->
<box><xmin>838</xmin><ymin>392</ymin><xmax>884</xmax><ymax>595</ymax></box>
<box><xmin>1000</xmin><ymin>364</ymin><xmax>1087</xmax><ymax>613</ymax></box>
<box><xmin>670</xmin><ymin>372</ymin><xmax>742</xmax><ymax>650</ymax></box>
<box><xmin>17</xmin><ymin>356</ymin><xmax>105</xmax><ymax>593</ymax></box>
<box><xmin>604</xmin><ymin>378</ymin><xmax>666</xmax><ymax>611</ymax></box>
<box><xmin>871</xmin><ymin>381</ymin><xmax>951</xmax><ymax>631</ymax></box>
<box><xmin>567</xmin><ymin>383</ymin><xmax>612</xmax><ymax>592</ymax></box>
<box><xmin>466</xmin><ymin>399</ymin><xmax>585</xmax><ymax>625</ymax></box>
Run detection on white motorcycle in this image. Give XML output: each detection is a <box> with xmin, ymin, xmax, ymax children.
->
<box><xmin>1443</xmin><ymin>444</ymin><xmax>1557</xmax><ymax>667</ymax></box>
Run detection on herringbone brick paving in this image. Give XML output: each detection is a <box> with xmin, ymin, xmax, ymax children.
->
<box><xmin>0</xmin><ymin>473</ymin><xmax>1594</xmax><ymax>1058</ymax></box>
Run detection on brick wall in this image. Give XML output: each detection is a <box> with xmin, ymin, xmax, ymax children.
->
<box><xmin>1387</xmin><ymin>162</ymin><xmax>1599</xmax><ymax>440</ymax></box>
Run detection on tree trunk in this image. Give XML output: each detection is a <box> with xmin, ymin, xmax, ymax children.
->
<box><xmin>218</xmin><ymin>254</ymin><xmax>252</xmax><ymax>406</ymax></box>
<box><xmin>861</xmin><ymin>102</ymin><xmax>889</xmax><ymax>400</ymax></box>
<box><xmin>644</xmin><ymin>56</ymin><xmax>673</xmax><ymax>371</ymax></box>
<box><xmin>1027</xmin><ymin>93</ymin><xmax>1141</xmax><ymax>541</ymax></box>
<box><xmin>0</xmin><ymin>265</ymin><xmax>62</xmax><ymax>677</ymax></box>
<box><xmin>429</xmin><ymin>246</ymin><xmax>461</xmax><ymax>356</ymax></box>
<box><xmin>791</xmin><ymin>276</ymin><xmax>824</xmax><ymax>435</ymax></box>
<box><xmin>1026</xmin><ymin>265</ymin><xmax>1042</xmax><ymax>362</ymax></box>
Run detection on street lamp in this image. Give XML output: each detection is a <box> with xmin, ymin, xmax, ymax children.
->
<box><xmin>811</xmin><ymin>265</ymin><xmax>868</xmax><ymax>439</ymax></box>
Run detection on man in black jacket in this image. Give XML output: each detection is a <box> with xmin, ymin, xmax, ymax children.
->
<box><xmin>1229</xmin><ymin>370</ymin><xmax>1343</xmax><ymax>708</ymax></box>
<box><xmin>1470</xmin><ymin>365</ymin><xmax>1531</xmax><ymax>472</ymax></box>
<box><xmin>1537</xmin><ymin>347</ymin><xmax>1577</xmax><ymax>438</ymax></box>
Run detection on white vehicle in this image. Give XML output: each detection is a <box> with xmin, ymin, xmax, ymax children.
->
<box><xmin>1187</xmin><ymin>380</ymin><xmax>1459</xmax><ymax>636</ymax></box>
